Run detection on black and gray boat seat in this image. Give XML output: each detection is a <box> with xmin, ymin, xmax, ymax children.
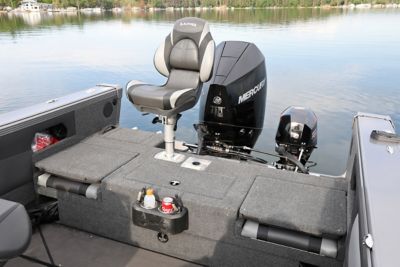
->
<box><xmin>126</xmin><ymin>17</ymin><xmax>215</xmax><ymax>117</ymax></box>
<box><xmin>126</xmin><ymin>17</ymin><xmax>215</xmax><ymax>163</ymax></box>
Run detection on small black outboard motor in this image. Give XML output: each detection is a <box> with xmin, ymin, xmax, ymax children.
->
<box><xmin>197</xmin><ymin>41</ymin><xmax>267</xmax><ymax>154</ymax></box>
<box><xmin>275</xmin><ymin>106</ymin><xmax>317</xmax><ymax>169</ymax></box>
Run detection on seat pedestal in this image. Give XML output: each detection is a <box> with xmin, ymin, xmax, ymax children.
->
<box><xmin>154</xmin><ymin>115</ymin><xmax>185</xmax><ymax>163</ymax></box>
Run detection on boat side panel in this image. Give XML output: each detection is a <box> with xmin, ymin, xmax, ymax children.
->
<box><xmin>0</xmin><ymin>85</ymin><xmax>122</xmax><ymax>204</ymax></box>
<box><xmin>344</xmin><ymin>113</ymin><xmax>399</xmax><ymax>267</ymax></box>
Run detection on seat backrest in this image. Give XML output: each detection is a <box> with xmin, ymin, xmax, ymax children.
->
<box><xmin>153</xmin><ymin>17</ymin><xmax>215</xmax><ymax>83</ymax></box>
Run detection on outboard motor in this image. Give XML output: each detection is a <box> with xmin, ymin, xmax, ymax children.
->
<box><xmin>197</xmin><ymin>41</ymin><xmax>267</xmax><ymax>155</ymax></box>
<box><xmin>275</xmin><ymin>106</ymin><xmax>317</xmax><ymax>170</ymax></box>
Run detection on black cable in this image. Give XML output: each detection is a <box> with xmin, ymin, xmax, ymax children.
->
<box><xmin>25</xmin><ymin>200</ymin><xmax>58</xmax><ymax>267</ymax></box>
<box><xmin>189</xmin><ymin>141</ymin><xmax>313</xmax><ymax>172</ymax></box>
<box><xmin>246</xmin><ymin>146</ymin><xmax>317</xmax><ymax>171</ymax></box>
<box><xmin>244</xmin><ymin>147</ymin><xmax>282</xmax><ymax>158</ymax></box>
<box><xmin>234</xmin><ymin>144</ymin><xmax>309</xmax><ymax>173</ymax></box>
<box><xmin>206</xmin><ymin>142</ymin><xmax>269</xmax><ymax>164</ymax></box>
<box><xmin>205</xmin><ymin>146</ymin><xmax>268</xmax><ymax>164</ymax></box>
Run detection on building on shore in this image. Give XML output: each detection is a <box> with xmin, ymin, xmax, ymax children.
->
<box><xmin>19</xmin><ymin>0</ymin><xmax>40</xmax><ymax>12</ymax></box>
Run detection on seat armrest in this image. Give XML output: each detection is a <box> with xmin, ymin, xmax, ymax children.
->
<box><xmin>0</xmin><ymin>199</ymin><xmax>31</xmax><ymax>261</ymax></box>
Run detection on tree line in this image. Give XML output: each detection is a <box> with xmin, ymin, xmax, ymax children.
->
<box><xmin>1</xmin><ymin>0</ymin><xmax>399</xmax><ymax>10</ymax></box>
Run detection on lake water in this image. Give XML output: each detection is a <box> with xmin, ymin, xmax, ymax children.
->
<box><xmin>1</xmin><ymin>9</ymin><xmax>399</xmax><ymax>175</ymax></box>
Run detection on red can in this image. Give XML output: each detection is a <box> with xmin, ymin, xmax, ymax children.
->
<box><xmin>161</xmin><ymin>197</ymin><xmax>174</xmax><ymax>213</ymax></box>
<box><xmin>32</xmin><ymin>132</ymin><xmax>59</xmax><ymax>152</ymax></box>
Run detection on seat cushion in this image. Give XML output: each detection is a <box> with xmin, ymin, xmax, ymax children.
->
<box><xmin>129</xmin><ymin>84</ymin><xmax>189</xmax><ymax>110</ymax></box>
<box><xmin>127</xmin><ymin>70</ymin><xmax>200</xmax><ymax>112</ymax></box>
<box><xmin>130</xmin><ymin>85</ymin><xmax>196</xmax><ymax>110</ymax></box>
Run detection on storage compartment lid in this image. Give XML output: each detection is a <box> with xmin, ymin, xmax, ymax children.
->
<box><xmin>239</xmin><ymin>176</ymin><xmax>347</xmax><ymax>238</ymax></box>
<box><xmin>36</xmin><ymin>142</ymin><xmax>138</xmax><ymax>184</ymax></box>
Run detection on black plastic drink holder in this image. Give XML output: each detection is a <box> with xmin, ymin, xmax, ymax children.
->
<box><xmin>132</xmin><ymin>202</ymin><xmax>189</xmax><ymax>234</ymax></box>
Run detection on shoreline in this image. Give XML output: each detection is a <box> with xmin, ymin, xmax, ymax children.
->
<box><xmin>2</xmin><ymin>4</ymin><xmax>399</xmax><ymax>14</ymax></box>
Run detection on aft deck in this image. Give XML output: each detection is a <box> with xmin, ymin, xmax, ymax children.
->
<box><xmin>1</xmin><ymin>84</ymin><xmax>399</xmax><ymax>266</ymax></box>
<box><xmin>21</xmin><ymin>127</ymin><xmax>349</xmax><ymax>267</ymax></box>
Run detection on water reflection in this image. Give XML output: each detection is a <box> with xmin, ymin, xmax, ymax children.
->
<box><xmin>18</xmin><ymin>12</ymin><xmax>42</xmax><ymax>26</ymax></box>
<box><xmin>1</xmin><ymin>8</ymin><xmax>349</xmax><ymax>35</ymax></box>
<box><xmin>0</xmin><ymin>9</ymin><xmax>399</xmax><ymax>175</ymax></box>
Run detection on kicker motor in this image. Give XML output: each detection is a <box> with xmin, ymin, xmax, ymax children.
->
<box><xmin>275</xmin><ymin>106</ymin><xmax>318</xmax><ymax>171</ymax></box>
<box><xmin>195</xmin><ymin>41</ymin><xmax>318</xmax><ymax>173</ymax></box>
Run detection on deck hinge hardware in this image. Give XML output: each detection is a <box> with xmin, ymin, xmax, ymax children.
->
<box><xmin>363</xmin><ymin>234</ymin><xmax>374</xmax><ymax>249</ymax></box>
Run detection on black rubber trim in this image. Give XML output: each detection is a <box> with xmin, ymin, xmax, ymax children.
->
<box><xmin>256</xmin><ymin>224</ymin><xmax>324</xmax><ymax>255</ymax></box>
<box><xmin>308</xmin><ymin>236</ymin><xmax>322</xmax><ymax>254</ymax></box>
<box><xmin>46</xmin><ymin>176</ymin><xmax>89</xmax><ymax>196</ymax></box>
<box><xmin>256</xmin><ymin>224</ymin><xmax>269</xmax><ymax>241</ymax></box>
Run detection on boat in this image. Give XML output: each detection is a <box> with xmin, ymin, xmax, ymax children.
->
<box><xmin>18</xmin><ymin>0</ymin><xmax>40</xmax><ymax>12</ymax></box>
<box><xmin>0</xmin><ymin>17</ymin><xmax>399</xmax><ymax>267</ymax></box>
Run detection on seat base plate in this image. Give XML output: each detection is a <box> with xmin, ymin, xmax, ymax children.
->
<box><xmin>154</xmin><ymin>151</ymin><xmax>186</xmax><ymax>163</ymax></box>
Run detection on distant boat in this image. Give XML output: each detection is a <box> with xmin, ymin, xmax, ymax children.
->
<box><xmin>19</xmin><ymin>0</ymin><xmax>40</xmax><ymax>12</ymax></box>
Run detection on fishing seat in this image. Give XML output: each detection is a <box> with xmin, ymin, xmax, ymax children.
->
<box><xmin>126</xmin><ymin>17</ymin><xmax>215</xmax><ymax>162</ymax></box>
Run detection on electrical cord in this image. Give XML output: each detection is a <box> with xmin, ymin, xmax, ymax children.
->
<box><xmin>21</xmin><ymin>201</ymin><xmax>59</xmax><ymax>267</ymax></box>
<box><xmin>204</xmin><ymin>145</ymin><xmax>268</xmax><ymax>164</ymax></box>
<box><xmin>224</xmin><ymin>143</ymin><xmax>309</xmax><ymax>173</ymax></box>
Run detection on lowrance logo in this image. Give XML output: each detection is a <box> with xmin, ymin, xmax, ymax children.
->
<box><xmin>180</xmin><ymin>22</ymin><xmax>197</xmax><ymax>27</ymax></box>
<box><xmin>238</xmin><ymin>79</ymin><xmax>266</xmax><ymax>104</ymax></box>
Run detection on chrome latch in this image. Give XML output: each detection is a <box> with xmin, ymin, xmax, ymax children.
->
<box><xmin>363</xmin><ymin>234</ymin><xmax>374</xmax><ymax>249</ymax></box>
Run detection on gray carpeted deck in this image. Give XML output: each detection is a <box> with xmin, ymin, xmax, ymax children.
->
<box><xmin>6</xmin><ymin>223</ymin><xmax>201</xmax><ymax>267</ymax></box>
<box><xmin>33</xmin><ymin>127</ymin><xmax>350</xmax><ymax>267</ymax></box>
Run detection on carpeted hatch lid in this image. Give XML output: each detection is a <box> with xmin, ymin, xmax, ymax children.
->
<box><xmin>35</xmin><ymin>142</ymin><xmax>138</xmax><ymax>184</ymax></box>
<box><xmin>239</xmin><ymin>176</ymin><xmax>347</xmax><ymax>238</ymax></box>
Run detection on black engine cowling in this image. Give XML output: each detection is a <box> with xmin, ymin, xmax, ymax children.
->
<box><xmin>197</xmin><ymin>41</ymin><xmax>267</xmax><ymax>153</ymax></box>
<box><xmin>275</xmin><ymin>106</ymin><xmax>317</xmax><ymax>166</ymax></box>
